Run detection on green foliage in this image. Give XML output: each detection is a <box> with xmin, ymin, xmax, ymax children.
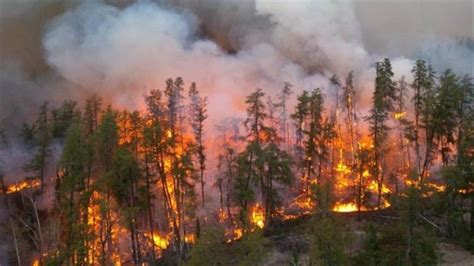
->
<box><xmin>311</xmin><ymin>182</ymin><xmax>333</xmax><ymax>215</ymax></box>
<box><xmin>291</xmin><ymin>90</ymin><xmax>310</xmax><ymax>162</ymax></box>
<box><xmin>354</xmin><ymin>223</ymin><xmax>437</xmax><ymax>266</ymax></box>
<box><xmin>235</xmin><ymin>88</ymin><xmax>294</xmax><ymax>225</ymax></box>
<box><xmin>55</xmin><ymin>122</ymin><xmax>89</xmax><ymax>263</ymax></box>
<box><xmin>51</xmin><ymin>100</ymin><xmax>80</xmax><ymax>139</ymax></box>
<box><xmin>60</xmin><ymin>123</ymin><xmax>85</xmax><ymax>187</ymax></box>
<box><xmin>185</xmin><ymin>226</ymin><xmax>269</xmax><ymax>266</ymax></box>
<box><xmin>189</xmin><ymin>82</ymin><xmax>208</xmax><ymax>205</ymax></box>
<box><xmin>96</xmin><ymin>107</ymin><xmax>118</xmax><ymax>172</ymax></box>
<box><xmin>354</xmin><ymin>190</ymin><xmax>438</xmax><ymax>266</ymax></box>
<box><xmin>291</xmin><ymin>88</ymin><xmax>334</xmax><ymax>190</ymax></box>
<box><xmin>353</xmin><ymin>224</ymin><xmax>382</xmax><ymax>266</ymax></box>
<box><xmin>440</xmin><ymin>166</ymin><xmax>470</xmax><ymax>245</ymax></box>
<box><xmin>110</xmin><ymin>148</ymin><xmax>143</xmax><ymax>207</ymax></box>
<box><xmin>367</xmin><ymin>58</ymin><xmax>397</xmax><ymax>208</ymax></box>
<box><xmin>309</xmin><ymin>217</ymin><xmax>351</xmax><ymax>266</ymax></box>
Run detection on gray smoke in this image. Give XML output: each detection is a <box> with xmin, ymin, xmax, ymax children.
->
<box><xmin>0</xmin><ymin>0</ymin><xmax>472</xmax><ymax>178</ymax></box>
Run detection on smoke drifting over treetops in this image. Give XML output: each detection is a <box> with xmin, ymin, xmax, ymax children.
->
<box><xmin>0</xmin><ymin>0</ymin><xmax>472</xmax><ymax>175</ymax></box>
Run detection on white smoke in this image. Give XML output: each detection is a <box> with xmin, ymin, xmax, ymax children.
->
<box><xmin>43</xmin><ymin>0</ymin><xmax>333</xmax><ymax>121</ymax></box>
<box><xmin>255</xmin><ymin>0</ymin><xmax>370</xmax><ymax>75</ymax></box>
<box><xmin>0</xmin><ymin>0</ymin><xmax>471</xmax><ymax>179</ymax></box>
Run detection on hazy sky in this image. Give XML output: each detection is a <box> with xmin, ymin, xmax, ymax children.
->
<box><xmin>355</xmin><ymin>0</ymin><xmax>473</xmax><ymax>56</ymax></box>
<box><xmin>0</xmin><ymin>0</ymin><xmax>472</xmax><ymax>76</ymax></box>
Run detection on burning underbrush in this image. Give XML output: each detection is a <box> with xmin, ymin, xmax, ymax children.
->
<box><xmin>1</xmin><ymin>177</ymin><xmax>41</xmax><ymax>194</ymax></box>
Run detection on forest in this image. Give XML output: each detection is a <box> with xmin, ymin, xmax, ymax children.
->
<box><xmin>0</xmin><ymin>57</ymin><xmax>472</xmax><ymax>265</ymax></box>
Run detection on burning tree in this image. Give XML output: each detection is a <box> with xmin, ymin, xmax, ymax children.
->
<box><xmin>410</xmin><ymin>60</ymin><xmax>436</xmax><ymax>179</ymax></box>
<box><xmin>367</xmin><ymin>58</ymin><xmax>397</xmax><ymax>209</ymax></box>
<box><xmin>2</xmin><ymin>61</ymin><xmax>472</xmax><ymax>265</ymax></box>
<box><xmin>109</xmin><ymin>148</ymin><xmax>146</xmax><ymax>264</ymax></box>
<box><xmin>291</xmin><ymin>88</ymin><xmax>335</xmax><ymax>204</ymax></box>
<box><xmin>233</xmin><ymin>88</ymin><xmax>293</xmax><ymax>229</ymax></box>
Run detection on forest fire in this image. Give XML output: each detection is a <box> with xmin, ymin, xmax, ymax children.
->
<box><xmin>3</xmin><ymin>65</ymin><xmax>469</xmax><ymax>264</ymax></box>
<box><xmin>0</xmin><ymin>1</ymin><xmax>472</xmax><ymax>264</ymax></box>
<box><xmin>250</xmin><ymin>204</ymin><xmax>265</xmax><ymax>229</ymax></box>
<box><xmin>225</xmin><ymin>228</ymin><xmax>243</xmax><ymax>243</ymax></box>
<box><xmin>333</xmin><ymin>202</ymin><xmax>359</xmax><ymax>213</ymax></box>
<box><xmin>148</xmin><ymin>233</ymin><xmax>170</xmax><ymax>249</ymax></box>
<box><xmin>3</xmin><ymin>178</ymin><xmax>41</xmax><ymax>194</ymax></box>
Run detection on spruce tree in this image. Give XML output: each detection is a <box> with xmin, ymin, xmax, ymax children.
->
<box><xmin>189</xmin><ymin>82</ymin><xmax>208</xmax><ymax>207</ymax></box>
<box><xmin>277</xmin><ymin>82</ymin><xmax>293</xmax><ymax>151</ymax></box>
<box><xmin>367</xmin><ymin>58</ymin><xmax>397</xmax><ymax>208</ymax></box>
<box><xmin>95</xmin><ymin>107</ymin><xmax>118</xmax><ymax>264</ymax></box>
<box><xmin>342</xmin><ymin>71</ymin><xmax>357</xmax><ymax>165</ymax></box>
<box><xmin>110</xmin><ymin>148</ymin><xmax>145</xmax><ymax>264</ymax></box>
<box><xmin>56</xmin><ymin>122</ymin><xmax>88</xmax><ymax>264</ymax></box>
<box><xmin>291</xmin><ymin>91</ymin><xmax>310</xmax><ymax>176</ymax></box>
<box><xmin>24</xmin><ymin>102</ymin><xmax>51</xmax><ymax>193</ymax></box>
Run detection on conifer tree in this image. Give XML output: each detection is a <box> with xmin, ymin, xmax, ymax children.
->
<box><xmin>455</xmin><ymin>75</ymin><xmax>474</xmax><ymax>234</ymax></box>
<box><xmin>291</xmin><ymin>91</ymin><xmax>310</xmax><ymax>174</ymax></box>
<box><xmin>395</xmin><ymin>76</ymin><xmax>413</xmax><ymax>187</ymax></box>
<box><xmin>342</xmin><ymin>71</ymin><xmax>357</xmax><ymax>165</ymax></box>
<box><xmin>96</xmin><ymin>107</ymin><xmax>118</xmax><ymax>264</ymax></box>
<box><xmin>235</xmin><ymin>88</ymin><xmax>267</xmax><ymax>226</ymax></box>
<box><xmin>277</xmin><ymin>82</ymin><xmax>293</xmax><ymax>151</ymax></box>
<box><xmin>189</xmin><ymin>82</ymin><xmax>208</xmax><ymax>206</ymax></box>
<box><xmin>305</xmin><ymin>89</ymin><xmax>325</xmax><ymax>187</ymax></box>
<box><xmin>367</xmin><ymin>58</ymin><xmax>397</xmax><ymax>208</ymax></box>
<box><xmin>24</xmin><ymin>102</ymin><xmax>51</xmax><ymax>193</ymax></box>
<box><xmin>51</xmin><ymin>100</ymin><xmax>80</xmax><ymax>139</ymax></box>
<box><xmin>216</xmin><ymin>144</ymin><xmax>237</xmax><ymax>222</ymax></box>
<box><xmin>412</xmin><ymin>63</ymin><xmax>436</xmax><ymax>182</ymax></box>
<box><xmin>110</xmin><ymin>148</ymin><xmax>145</xmax><ymax>264</ymax></box>
<box><xmin>56</xmin><ymin>123</ymin><xmax>87</xmax><ymax>264</ymax></box>
<box><xmin>236</xmin><ymin>89</ymin><xmax>293</xmax><ymax>225</ymax></box>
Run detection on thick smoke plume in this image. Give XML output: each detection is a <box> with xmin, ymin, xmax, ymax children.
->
<box><xmin>0</xmin><ymin>0</ymin><xmax>472</xmax><ymax>178</ymax></box>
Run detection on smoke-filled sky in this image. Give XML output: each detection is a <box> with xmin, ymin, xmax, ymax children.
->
<box><xmin>1</xmin><ymin>0</ymin><xmax>472</xmax><ymax>112</ymax></box>
<box><xmin>0</xmin><ymin>0</ymin><xmax>472</xmax><ymax>135</ymax></box>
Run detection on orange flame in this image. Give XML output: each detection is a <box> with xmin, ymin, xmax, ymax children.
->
<box><xmin>250</xmin><ymin>204</ymin><xmax>265</xmax><ymax>229</ymax></box>
<box><xmin>4</xmin><ymin>179</ymin><xmax>40</xmax><ymax>194</ymax></box>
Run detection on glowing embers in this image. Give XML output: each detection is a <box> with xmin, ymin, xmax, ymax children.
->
<box><xmin>225</xmin><ymin>227</ymin><xmax>243</xmax><ymax>243</ymax></box>
<box><xmin>185</xmin><ymin>233</ymin><xmax>196</xmax><ymax>244</ymax></box>
<box><xmin>223</xmin><ymin>203</ymin><xmax>265</xmax><ymax>243</ymax></box>
<box><xmin>290</xmin><ymin>193</ymin><xmax>315</xmax><ymax>212</ymax></box>
<box><xmin>218</xmin><ymin>209</ymin><xmax>228</xmax><ymax>222</ymax></box>
<box><xmin>3</xmin><ymin>178</ymin><xmax>41</xmax><ymax>194</ymax></box>
<box><xmin>394</xmin><ymin>111</ymin><xmax>407</xmax><ymax>120</ymax></box>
